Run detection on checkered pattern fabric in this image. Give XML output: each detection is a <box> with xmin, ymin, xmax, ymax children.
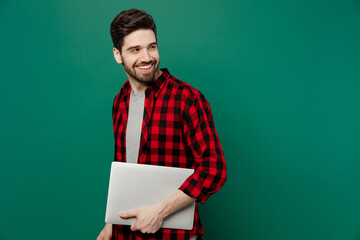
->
<box><xmin>111</xmin><ymin>68</ymin><xmax>227</xmax><ymax>240</ymax></box>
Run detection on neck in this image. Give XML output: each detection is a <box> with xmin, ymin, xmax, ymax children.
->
<box><xmin>128</xmin><ymin>68</ymin><xmax>162</xmax><ymax>94</ymax></box>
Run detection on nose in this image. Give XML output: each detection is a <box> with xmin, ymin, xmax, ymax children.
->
<box><xmin>141</xmin><ymin>49</ymin><xmax>151</xmax><ymax>62</ymax></box>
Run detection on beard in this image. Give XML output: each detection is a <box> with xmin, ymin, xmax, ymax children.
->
<box><xmin>122</xmin><ymin>59</ymin><xmax>159</xmax><ymax>86</ymax></box>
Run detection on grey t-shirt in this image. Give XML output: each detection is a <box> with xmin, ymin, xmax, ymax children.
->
<box><xmin>125</xmin><ymin>90</ymin><xmax>145</xmax><ymax>163</ymax></box>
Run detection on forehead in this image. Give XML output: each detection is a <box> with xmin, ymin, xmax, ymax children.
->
<box><xmin>122</xmin><ymin>29</ymin><xmax>157</xmax><ymax>49</ymax></box>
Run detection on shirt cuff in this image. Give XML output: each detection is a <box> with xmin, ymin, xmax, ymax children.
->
<box><xmin>178</xmin><ymin>175</ymin><xmax>209</xmax><ymax>204</ymax></box>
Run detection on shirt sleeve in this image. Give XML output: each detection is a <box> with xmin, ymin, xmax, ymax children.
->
<box><xmin>179</xmin><ymin>92</ymin><xmax>227</xmax><ymax>204</ymax></box>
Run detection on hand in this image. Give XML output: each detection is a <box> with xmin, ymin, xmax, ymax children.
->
<box><xmin>120</xmin><ymin>204</ymin><xmax>165</xmax><ymax>234</ymax></box>
<box><xmin>96</xmin><ymin>223</ymin><xmax>112</xmax><ymax>240</ymax></box>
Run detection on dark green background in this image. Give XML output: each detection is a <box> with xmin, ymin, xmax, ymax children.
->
<box><xmin>1</xmin><ymin>0</ymin><xmax>360</xmax><ymax>239</ymax></box>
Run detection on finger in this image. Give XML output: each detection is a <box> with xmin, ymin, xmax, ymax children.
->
<box><xmin>130</xmin><ymin>223</ymin><xmax>138</xmax><ymax>232</ymax></box>
<box><xmin>119</xmin><ymin>210</ymin><xmax>137</xmax><ymax>218</ymax></box>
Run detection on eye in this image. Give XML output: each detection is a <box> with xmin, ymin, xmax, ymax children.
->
<box><xmin>149</xmin><ymin>45</ymin><xmax>157</xmax><ymax>50</ymax></box>
<box><xmin>131</xmin><ymin>48</ymin><xmax>139</xmax><ymax>53</ymax></box>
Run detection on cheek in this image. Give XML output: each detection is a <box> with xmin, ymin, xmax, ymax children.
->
<box><xmin>123</xmin><ymin>57</ymin><xmax>137</xmax><ymax>67</ymax></box>
<box><xmin>152</xmin><ymin>52</ymin><xmax>160</xmax><ymax>61</ymax></box>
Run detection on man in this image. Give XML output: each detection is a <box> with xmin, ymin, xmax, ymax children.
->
<box><xmin>97</xmin><ymin>9</ymin><xmax>227</xmax><ymax>240</ymax></box>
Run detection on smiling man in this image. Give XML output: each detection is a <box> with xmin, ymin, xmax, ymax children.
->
<box><xmin>97</xmin><ymin>9</ymin><xmax>227</xmax><ymax>240</ymax></box>
<box><xmin>117</xmin><ymin>29</ymin><xmax>161</xmax><ymax>88</ymax></box>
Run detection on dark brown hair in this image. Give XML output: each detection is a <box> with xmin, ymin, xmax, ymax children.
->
<box><xmin>110</xmin><ymin>9</ymin><xmax>157</xmax><ymax>52</ymax></box>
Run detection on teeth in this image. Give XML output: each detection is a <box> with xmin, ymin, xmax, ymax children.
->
<box><xmin>137</xmin><ymin>64</ymin><xmax>152</xmax><ymax>69</ymax></box>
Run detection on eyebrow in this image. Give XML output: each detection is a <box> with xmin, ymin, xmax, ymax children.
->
<box><xmin>126</xmin><ymin>42</ymin><xmax>158</xmax><ymax>52</ymax></box>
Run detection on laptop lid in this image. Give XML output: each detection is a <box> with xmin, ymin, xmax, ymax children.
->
<box><xmin>105</xmin><ymin>162</ymin><xmax>195</xmax><ymax>230</ymax></box>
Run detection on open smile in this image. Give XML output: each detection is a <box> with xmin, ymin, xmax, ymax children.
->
<box><xmin>136</xmin><ymin>63</ymin><xmax>153</xmax><ymax>72</ymax></box>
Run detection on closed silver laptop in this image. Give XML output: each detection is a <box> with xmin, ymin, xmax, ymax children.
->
<box><xmin>105</xmin><ymin>162</ymin><xmax>195</xmax><ymax>230</ymax></box>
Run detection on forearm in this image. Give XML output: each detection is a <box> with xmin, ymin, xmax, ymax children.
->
<box><xmin>96</xmin><ymin>223</ymin><xmax>113</xmax><ymax>240</ymax></box>
<box><xmin>156</xmin><ymin>190</ymin><xmax>196</xmax><ymax>219</ymax></box>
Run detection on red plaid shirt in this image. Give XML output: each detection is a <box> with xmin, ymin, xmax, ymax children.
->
<box><xmin>112</xmin><ymin>68</ymin><xmax>227</xmax><ymax>240</ymax></box>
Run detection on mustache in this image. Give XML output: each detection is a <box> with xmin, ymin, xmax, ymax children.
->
<box><xmin>134</xmin><ymin>60</ymin><xmax>156</xmax><ymax>67</ymax></box>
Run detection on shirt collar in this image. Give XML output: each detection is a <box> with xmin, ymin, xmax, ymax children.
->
<box><xmin>119</xmin><ymin>68</ymin><xmax>170</xmax><ymax>102</ymax></box>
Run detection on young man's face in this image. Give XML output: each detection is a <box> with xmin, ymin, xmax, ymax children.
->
<box><xmin>113</xmin><ymin>29</ymin><xmax>160</xmax><ymax>85</ymax></box>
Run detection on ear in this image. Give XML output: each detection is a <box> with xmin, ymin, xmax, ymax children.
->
<box><xmin>113</xmin><ymin>47</ymin><xmax>122</xmax><ymax>64</ymax></box>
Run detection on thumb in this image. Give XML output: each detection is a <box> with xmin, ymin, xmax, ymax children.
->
<box><xmin>119</xmin><ymin>210</ymin><xmax>137</xmax><ymax>218</ymax></box>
